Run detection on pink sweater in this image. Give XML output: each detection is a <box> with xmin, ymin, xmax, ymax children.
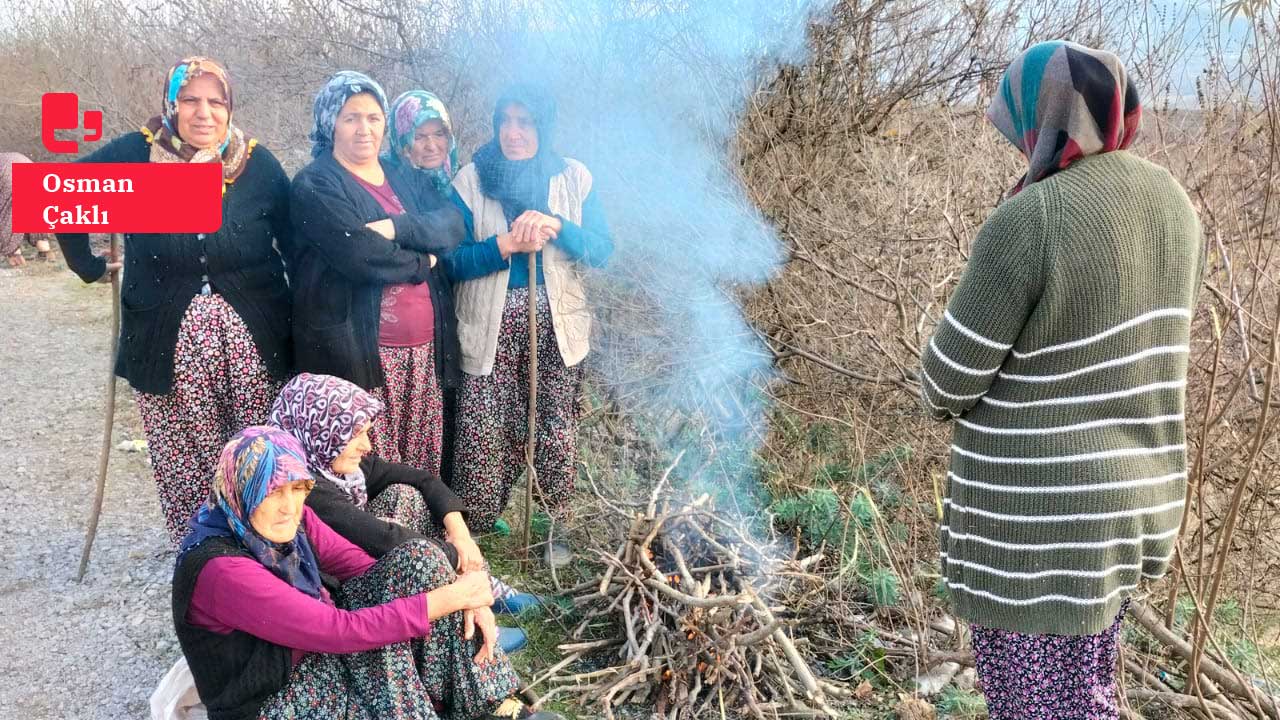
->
<box><xmin>186</xmin><ymin>507</ymin><xmax>431</xmax><ymax>663</ymax></box>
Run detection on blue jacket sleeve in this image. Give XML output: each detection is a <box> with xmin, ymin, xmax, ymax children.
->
<box><xmin>553</xmin><ymin>189</ymin><xmax>613</xmax><ymax>268</ymax></box>
<box><xmin>442</xmin><ymin>187</ymin><xmax>509</xmax><ymax>282</ymax></box>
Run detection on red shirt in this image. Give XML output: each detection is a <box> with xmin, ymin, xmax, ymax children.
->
<box><xmin>352</xmin><ymin>174</ymin><xmax>434</xmax><ymax>347</ymax></box>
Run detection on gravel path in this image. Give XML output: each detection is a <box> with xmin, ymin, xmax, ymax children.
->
<box><xmin>1</xmin><ymin>258</ymin><xmax>173</xmax><ymax>719</ymax></box>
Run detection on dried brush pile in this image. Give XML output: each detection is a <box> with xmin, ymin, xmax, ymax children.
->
<box><xmin>530</xmin><ymin>456</ymin><xmax>853</xmax><ymax>719</ymax></box>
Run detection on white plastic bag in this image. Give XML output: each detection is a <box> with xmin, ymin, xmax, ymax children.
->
<box><xmin>150</xmin><ymin>655</ymin><xmax>207</xmax><ymax>720</ymax></box>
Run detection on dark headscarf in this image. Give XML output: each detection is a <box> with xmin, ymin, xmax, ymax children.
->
<box><xmin>178</xmin><ymin>426</ymin><xmax>323</xmax><ymax>599</ymax></box>
<box><xmin>987</xmin><ymin>41</ymin><xmax>1141</xmax><ymax>195</ymax></box>
<box><xmin>308</xmin><ymin>70</ymin><xmax>390</xmax><ymax>159</ymax></box>
<box><xmin>472</xmin><ymin>83</ymin><xmax>567</xmax><ymax>224</ymax></box>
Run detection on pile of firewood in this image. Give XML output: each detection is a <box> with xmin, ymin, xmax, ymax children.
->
<box><xmin>526</xmin><ymin>464</ymin><xmax>852</xmax><ymax>719</ymax></box>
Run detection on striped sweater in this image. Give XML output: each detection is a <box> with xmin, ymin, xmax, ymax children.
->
<box><xmin>920</xmin><ymin>151</ymin><xmax>1202</xmax><ymax>635</ymax></box>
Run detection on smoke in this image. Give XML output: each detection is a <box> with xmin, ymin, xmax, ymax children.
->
<box><xmin>445</xmin><ymin>0</ymin><xmax>834</xmax><ymax>510</ymax></box>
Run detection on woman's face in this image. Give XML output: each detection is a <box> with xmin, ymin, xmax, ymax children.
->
<box><xmin>175</xmin><ymin>73</ymin><xmax>230</xmax><ymax>150</ymax></box>
<box><xmin>331</xmin><ymin>422</ymin><xmax>373</xmax><ymax>476</ymax></box>
<box><xmin>407</xmin><ymin>119</ymin><xmax>449</xmax><ymax>170</ymax></box>
<box><xmin>333</xmin><ymin>93</ymin><xmax>385</xmax><ymax>166</ymax></box>
<box><xmin>249</xmin><ymin>479</ymin><xmax>313</xmax><ymax>543</ymax></box>
<box><xmin>498</xmin><ymin>103</ymin><xmax>538</xmax><ymax>161</ymax></box>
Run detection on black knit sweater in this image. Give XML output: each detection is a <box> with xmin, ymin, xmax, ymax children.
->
<box><xmin>56</xmin><ymin>132</ymin><xmax>293</xmax><ymax>395</ymax></box>
<box><xmin>287</xmin><ymin>152</ymin><xmax>463</xmax><ymax>391</ymax></box>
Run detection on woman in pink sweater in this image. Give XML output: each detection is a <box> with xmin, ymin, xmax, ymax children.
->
<box><xmin>171</xmin><ymin>426</ymin><xmax>558</xmax><ymax>720</ymax></box>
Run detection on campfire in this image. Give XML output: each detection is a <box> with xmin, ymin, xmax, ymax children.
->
<box><xmin>528</xmin><ymin>462</ymin><xmax>851</xmax><ymax>719</ymax></box>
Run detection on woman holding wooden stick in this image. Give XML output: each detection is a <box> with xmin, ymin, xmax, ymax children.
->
<box><xmin>920</xmin><ymin>42</ymin><xmax>1202</xmax><ymax>720</ymax></box>
<box><xmin>445</xmin><ymin>84</ymin><xmax>613</xmax><ymax>546</ymax></box>
<box><xmin>56</xmin><ymin>57</ymin><xmax>293</xmax><ymax>546</ymax></box>
<box><xmin>387</xmin><ymin>89</ymin><xmax>543</xmax><ymax>608</ymax></box>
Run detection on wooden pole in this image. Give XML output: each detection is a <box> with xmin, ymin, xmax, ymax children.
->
<box><xmin>522</xmin><ymin>251</ymin><xmax>539</xmax><ymax>563</ymax></box>
<box><xmin>78</xmin><ymin>232</ymin><xmax>122</xmax><ymax>581</ymax></box>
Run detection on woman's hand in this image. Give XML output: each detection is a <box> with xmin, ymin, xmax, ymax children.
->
<box><xmin>443</xmin><ymin>513</ymin><xmax>486</xmax><ymax>572</ymax></box>
<box><xmin>463</xmin><ymin>606</ymin><xmax>500</xmax><ymax>664</ymax></box>
<box><xmin>365</xmin><ymin>218</ymin><xmax>396</xmax><ymax>240</ymax></box>
<box><xmin>451</xmin><ymin>569</ymin><xmax>495</xmax><ymax>611</ymax></box>
<box><xmin>512</xmin><ymin>211</ymin><xmax>561</xmax><ymax>245</ymax></box>
<box><xmin>97</xmin><ymin>257</ymin><xmax>123</xmax><ymax>282</ymax></box>
<box><xmin>7</xmin><ymin>251</ymin><xmax>25</xmax><ymax>267</ymax></box>
<box><xmin>496</xmin><ymin>230</ymin><xmax>544</xmax><ymax>259</ymax></box>
<box><xmin>426</xmin><ymin>569</ymin><xmax>492</xmax><ymax>620</ymax></box>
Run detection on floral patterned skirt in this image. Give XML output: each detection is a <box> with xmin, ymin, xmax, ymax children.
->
<box><xmin>970</xmin><ymin>599</ymin><xmax>1129</xmax><ymax>720</ymax></box>
<box><xmin>370</xmin><ymin>342</ymin><xmax>444</xmax><ymax>476</ymax></box>
<box><xmin>452</xmin><ymin>287</ymin><xmax>583</xmax><ymax>531</ymax></box>
<box><xmin>134</xmin><ymin>294</ymin><xmax>279</xmax><ymax>545</ymax></box>
<box><xmin>257</xmin><ymin>541</ymin><xmax>518</xmax><ymax>719</ymax></box>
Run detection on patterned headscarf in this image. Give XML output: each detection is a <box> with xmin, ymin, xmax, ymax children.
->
<box><xmin>309</xmin><ymin>70</ymin><xmax>389</xmax><ymax>159</ymax></box>
<box><xmin>472</xmin><ymin>83</ymin><xmax>567</xmax><ymax>225</ymax></box>
<box><xmin>386</xmin><ymin>90</ymin><xmax>460</xmax><ymax>193</ymax></box>
<box><xmin>178</xmin><ymin>426</ymin><xmax>323</xmax><ymax>599</ymax></box>
<box><xmin>1</xmin><ymin>153</ymin><xmax>33</xmax><ymax>257</ymax></box>
<box><xmin>141</xmin><ymin>57</ymin><xmax>253</xmax><ymax>193</ymax></box>
<box><xmin>987</xmin><ymin>41</ymin><xmax>1141</xmax><ymax>195</ymax></box>
<box><xmin>268</xmin><ymin>373</ymin><xmax>384</xmax><ymax>508</ymax></box>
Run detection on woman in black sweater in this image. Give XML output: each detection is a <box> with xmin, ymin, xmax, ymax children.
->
<box><xmin>57</xmin><ymin>57</ymin><xmax>292</xmax><ymax>545</ymax></box>
<box><xmin>289</xmin><ymin>71</ymin><xmax>463</xmax><ymax>530</ymax></box>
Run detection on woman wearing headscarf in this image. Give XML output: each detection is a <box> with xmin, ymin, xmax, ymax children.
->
<box><xmin>268</xmin><ymin>372</ymin><xmax>541</xmax><ymax>618</ymax></box>
<box><xmin>172</xmin><ymin>426</ymin><xmax>558</xmax><ymax>720</ymax></box>
<box><xmin>289</xmin><ymin>72</ymin><xmax>463</xmax><ymax>512</ymax></box>
<box><xmin>386</xmin><ymin>90</ymin><xmax>459</xmax><ymax>193</ymax></box>
<box><xmin>920</xmin><ymin>42</ymin><xmax>1201</xmax><ymax>719</ymax></box>
<box><xmin>385</xmin><ymin>90</ymin><xmax>543</xmax><ymax>610</ymax></box>
<box><xmin>445</xmin><ymin>84</ymin><xmax>614</xmax><ymax>537</ymax></box>
<box><xmin>55</xmin><ymin>57</ymin><xmax>293</xmax><ymax>545</ymax></box>
<box><xmin>268</xmin><ymin>372</ymin><xmax>473</xmax><ymax>562</ymax></box>
<box><xmin>1</xmin><ymin>152</ymin><xmax>52</xmax><ymax>266</ymax></box>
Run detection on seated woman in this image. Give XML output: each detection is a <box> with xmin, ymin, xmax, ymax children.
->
<box><xmin>267</xmin><ymin>372</ymin><xmax>539</xmax><ymax>616</ymax></box>
<box><xmin>1</xmin><ymin>152</ymin><xmax>51</xmax><ymax>267</ymax></box>
<box><xmin>172</xmin><ymin>426</ymin><xmax>558</xmax><ymax>720</ymax></box>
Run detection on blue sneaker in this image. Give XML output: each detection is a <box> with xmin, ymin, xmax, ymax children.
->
<box><xmin>497</xmin><ymin>626</ymin><xmax>528</xmax><ymax>654</ymax></box>
<box><xmin>494</xmin><ymin>592</ymin><xmax>542</xmax><ymax>615</ymax></box>
<box><xmin>491</xmin><ymin>576</ymin><xmax>542</xmax><ymax>616</ymax></box>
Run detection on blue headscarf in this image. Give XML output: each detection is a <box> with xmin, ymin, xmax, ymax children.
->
<box><xmin>178</xmin><ymin>426</ymin><xmax>323</xmax><ymax>599</ymax></box>
<box><xmin>308</xmin><ymin>70</ymin><xmax>390</xmax><ymax>159</ymax></box>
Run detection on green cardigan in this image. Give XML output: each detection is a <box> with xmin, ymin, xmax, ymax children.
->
<box><xmin>920</xmin><ymin>151</ymin><xmax>1202</xmax><ymax>635</ymax></box>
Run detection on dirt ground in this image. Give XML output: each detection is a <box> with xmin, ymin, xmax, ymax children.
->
<box><xmin>0</xmin><ymin>252</ymin><xmax>174</xmax><ymax>719</ymax></box>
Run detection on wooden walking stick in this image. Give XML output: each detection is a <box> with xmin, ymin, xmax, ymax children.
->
<box><xmin>521</xmin><ymin>251</ymin><xmax>539</xmax><ymax>564</ymax></box>
<box><xmin>78</xmin><ymin>232</ymin><xmax>122</xmax><ymax>581</ymax></box>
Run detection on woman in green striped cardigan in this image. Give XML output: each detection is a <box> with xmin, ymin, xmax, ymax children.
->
<box><xmin>921</xmin><ymin>42</ymin><xmax>1202</xmax><ymax>720</ymax></box>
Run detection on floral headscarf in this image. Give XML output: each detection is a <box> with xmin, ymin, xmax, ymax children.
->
<box><xmin>178</xmin><ymin>426</ymin><xmax>322</xmax><ymax>599</ymax></box>
<box><xmin>987</xmin><ymin>41</ymin><xmax>1141</xmax><ymax>195</ymax></box>
<box><xmin>386</xmin><ymin>90</ymin><xmax>459</xmax><ymax>193</ymax></box>
<box><xmin>268</xmin><ymin>373</ymin><xmax>384</xmax><ymax>508</ymax></box>
<box><xmin>308</xmin><ymin>70</ymin><xmax>389</xmax><ymax>159</ymax></box>
<box><xmin>141</xmin><ymin>57</ymin><xmax>253</xmax><ymax>193</ymax></box>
